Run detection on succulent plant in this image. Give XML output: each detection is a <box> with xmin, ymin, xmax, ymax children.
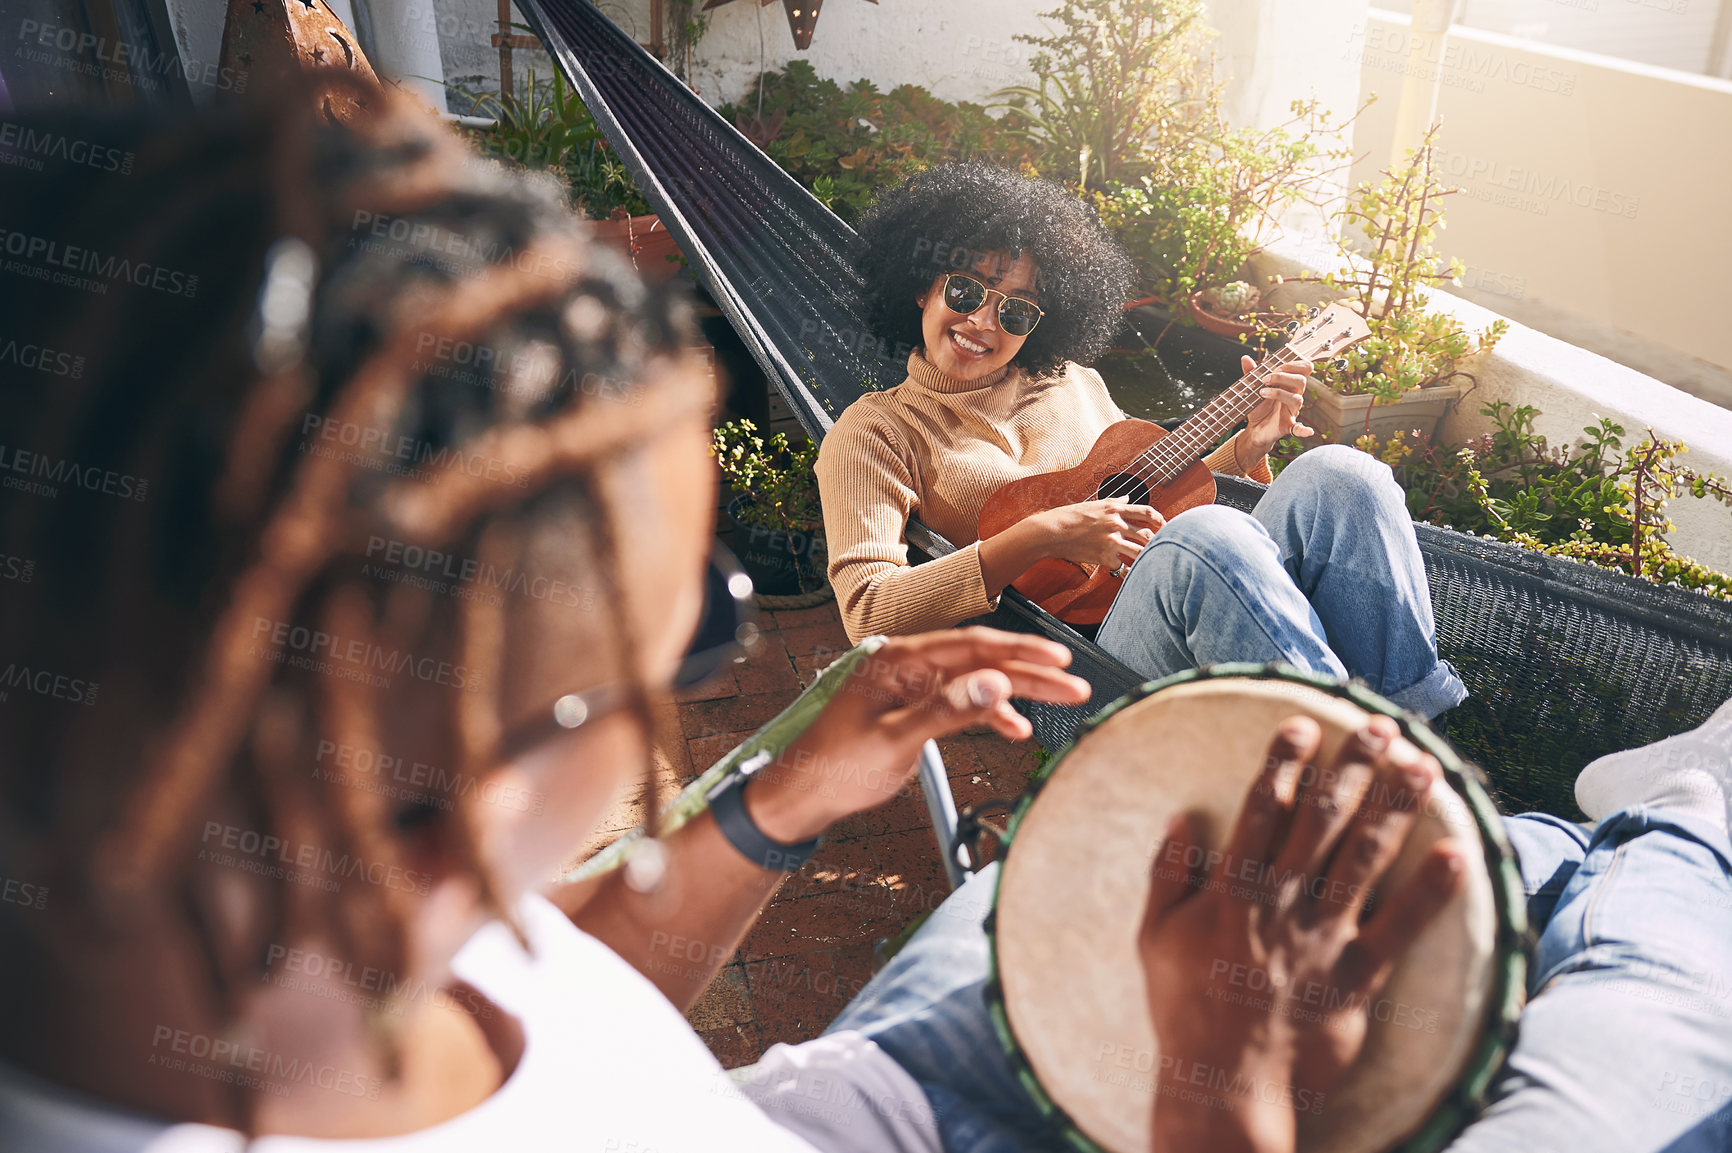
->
<box><xmin>1203</xmin><ymin>280</ymin><xmax>1260</xmax><ymax>315</ymax></box>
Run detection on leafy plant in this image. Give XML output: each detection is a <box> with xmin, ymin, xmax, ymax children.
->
<box><xmin>711</xmin><ymin>418</ymin><xmax>823</xmax><ymax>535</ymax></box>
<box><xmin>457</xmin><ymin>72</ymin><xmax>652</xmax><ymax>220</ymax></box>
<box><xmin>1353</xmin><ymin>401</ymin><xmax>1732</xmax><ymax>599</ymax></box>
<box><xmin>657</xmin><ymin>0</ymin><xmax>709</xmax><ymax>87</ymax></box>
<box><xmin>1302</xmin><ymin>125</ymin><xmax>1506</xmax><ymax>402</ymax></box>
<box><xmin>1096</xmin><ymin>96</ymin><xmax>1355</xmax><ymax>308</ymax></box>
<box><xmin>717</xmin><ymin>61</ymin><xmax>1031</xmax><ymax>223</ymax></box>
<box><xmin>996</xmin><ymin>0</ymin><xmax>1213</xmax><ymax>192</ymax></box>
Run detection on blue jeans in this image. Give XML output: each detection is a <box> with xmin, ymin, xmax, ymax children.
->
<box><xmin>1095</xmin><ymin>445</ymin><xmax>1467</xmax><ymax>719</ymax></box>
<box><xmin>826</xmin><ymin>809</ymin><xmax>1732</xmax><ymax>1153</ymax></box>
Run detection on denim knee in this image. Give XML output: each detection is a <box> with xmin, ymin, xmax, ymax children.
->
<box><xmin>1275</xmin><ymin>444</ymin><xmax>1403</xmax><ymax>512</ymax></box>
<box><xmin>1148</xmin><ymin>504</ymin><xmax>1271</xmax><ymax>568</ymax></box>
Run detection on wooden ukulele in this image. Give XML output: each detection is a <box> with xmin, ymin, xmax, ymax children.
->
<box><xmin>977</xmin><ymin>303</ymin><xmax>1371</xmax><ymax>625</ymax></box>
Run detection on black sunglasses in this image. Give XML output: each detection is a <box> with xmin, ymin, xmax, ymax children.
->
<box><xmin>496</xmin><ymin>543</ymin><xmax>759</xmax><ymax>762</ymax></box>
<box><xmin>941</xmin><ymin>272</ymin><xmax>1045</xmax><ymax>337</ymax></box>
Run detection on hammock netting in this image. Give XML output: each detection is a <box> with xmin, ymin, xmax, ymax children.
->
<box><xmin>518</xmin><ymin>0</ymin><xmax>1732</xmax><ymax>820</ymax></box>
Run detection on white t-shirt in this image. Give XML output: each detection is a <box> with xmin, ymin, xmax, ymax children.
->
<box><xmin>0</xmin><ymin>896</ymin><xmax>939</xmax><ymax>1153</ymax></box>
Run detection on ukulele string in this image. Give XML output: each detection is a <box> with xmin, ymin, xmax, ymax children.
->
<box><xmin>1095</xmin><ymin>345</ymin><xmax>1306</xmax><ymax>504</ymax></box>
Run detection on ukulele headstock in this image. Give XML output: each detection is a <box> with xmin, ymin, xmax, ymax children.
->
<box><xmin>1285</xmin><ymin>303</ymin><xmax>1371</xmax><ymax>363</ymax></box>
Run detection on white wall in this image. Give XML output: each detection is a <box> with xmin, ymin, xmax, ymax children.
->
<box><xmin>1347</xmin><ymin>11</ymin><xmax>1732</xmax><ymax>373</ymax></box>
<box><xmin>430</xmin><ymin>0</ymin><xmax>1369</xmax><ymax>127</ymax></box>
<box><xmin>1253</xmin><ymin>235</ymin><xmax>1732</xmax><ymax>572</ymax></box>
<box><xmin>613</xmin><ymin>0</ymin><xmax>1052</xmax><ymax>108</ymax></box>
<box><xmin>1207</xmin><ymin>0</ymin><xmax>1371</xmax><ymax>132</ymax></box>
<box><xmin>1379</xmin><ymin>0</ymin><xmax>1723</xmax><ymax>76</ymax></box>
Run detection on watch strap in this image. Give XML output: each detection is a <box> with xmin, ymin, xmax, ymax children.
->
<box><xmin>706</xmin><ymin>757</ymin><xmax>822</xmax><ymax>872</ymax></box>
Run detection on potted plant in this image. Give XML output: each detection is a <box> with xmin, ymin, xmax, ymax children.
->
<box><xmin>1096</xmin><ymin>96</ymin><xmax>1355</xmax><ymax>319</ymax></box>
<box><xmin>1350</xmin><ymin>400</ymin><xmax>1732</xmax><ymax>601</ymax></box>
<box><xmin>711</xmin><ymin>418</ymin><xmax>829</xmax><ymax>603</ymax></box>
<box><xmin>1289</xmin><ymin>124</ymin><xmax>1507</xmax><ymax>445</ymax></box>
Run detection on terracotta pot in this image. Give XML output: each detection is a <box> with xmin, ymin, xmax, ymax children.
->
<box><xmin>1182</xmin><ymin>291</ymin><xmax>1260</xmax><ymax>340</ymax></box>
<box><xmin>589</xmin><ymin>213</ymin><xmax>685</xmax><ymax>283</ymax></box>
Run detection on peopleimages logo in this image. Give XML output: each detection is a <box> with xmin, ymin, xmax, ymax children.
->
<box><xmin>0</xmin><ymin>444</ymin><xmax>148</xmax><ymax>502</ymax></box>
<box><xmin>0</xmin><ymin>335</ymin><xmax>84</xmax><ymax>379</ymax></box>
<box><xmin>299</xmin><ymin>414</ymin><xmax>530</xmax><ymax>489</ymax></box>
<box><xmin>148</xmin><ymin>1026</ymin><xmax>380</xmax><ymax>1100</ymax></box>
<box><xmin>260</xmin><ymin>943</ymin><xmax>495</xmax><ymax>1019</ymax></box>
<box><xmin>348</xmin><ymin>210</ymin><xmax>577</xmax><ymax>282</ymax></box>
<box><xmin>0</xmin><ymin>228</ymin><xmax>199</xmax><ymax>298</ymax></box>
<box><xmin>249</xmin><ymin>616</ymin><xmax>481</xmax><ymax>692</ymax></box>
<box><xmin>198</xmin><ymin>821</ymin><xmax>433</xmax><ymax>897</ymax></box>
<box><xmin>0</xmin><ymin>661</ymin><xmax>99</xmax><ymax>706</ymax></box>
<box><xmin>0</xmin><ymin>122</ymin><xmax>134</xmax><ymax>174</ymax></box>
<box><xmin>363</xmin><ymin>534</ymin><xmax>595</xmax><ymax>610</ymax></box>
<box><xmin>15</xmin><ymin>20</ymin><xmax>247</xmax><ymax>95</ymax></box>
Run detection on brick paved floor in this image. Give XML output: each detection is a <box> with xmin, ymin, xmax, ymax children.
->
<box><xmin>584</xmin><ymin>586</ymin><xmax>1043</xmax><ymax>1069</ymax></box>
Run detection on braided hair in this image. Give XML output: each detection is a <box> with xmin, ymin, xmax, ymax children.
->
<box><xmin>0</xmin><ymin>78</ymin><xmax>703</xmax><ymax>1126</ymax></box>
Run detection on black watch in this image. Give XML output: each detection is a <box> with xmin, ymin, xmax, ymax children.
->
<box><xmin>705</xmin><ymin>751</ymin><xmax>822</xmax><ymax>872</ymax></box>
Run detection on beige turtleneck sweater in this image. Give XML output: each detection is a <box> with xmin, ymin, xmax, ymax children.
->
<box><xmin>815</xmin><ymin>351</ymin><xmax>1271</xmax><ymax>644</ymax></box>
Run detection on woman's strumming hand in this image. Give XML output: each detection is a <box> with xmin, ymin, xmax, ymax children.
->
<box><xmin>1239</xmin><ymin>355</ymin><xmax>1314</xmax><ymax>463</ymax></box>
<box><xmin>1036</xmin><ymin>499</ymin><xmax>1166</xmax><ymax>573</ymax></box>
<box><xmin>1139</xmin><ymin>715</ymin><xmax>1466</xmax><ymax>1153</ymax></box>
<box><xmin>743</xmin><ymin>629</ymin><xmax>1090</xmax><ymax>843</ymax></box>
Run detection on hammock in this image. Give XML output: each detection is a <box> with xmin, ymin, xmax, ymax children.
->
<box><xmin>515</xmin><ymin>0</ymin><xmax>1732</xmax><ymax>820</ymax></box>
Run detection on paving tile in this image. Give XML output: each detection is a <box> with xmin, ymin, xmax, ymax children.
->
<box><xmin>781</xmin><ymin>836</ymin><xmax>887</xmax><ymax>903</ymax></box>
<box><xmin>826</xmin><ymin>784</ymin><xmax>930</xmax><ymax>842</ymax></box>
<box><xmin>769</xmin><ymin>603</ymin><xmax>844</xmax><ymax>630</ymax></box>
<box><xmin>869</xmin><ymin>829</ymin><xmax>950</xmax><ymax>910</ymax></box>
<box><xmin>731</xmin><ymin>643</ymin><xmax>803</xmax><ymax>698</ymax></box>
<box><xmin>741</xmin><ymin>888</ymin><xmax>909</xmax><ymax>962</ymax></box>
<box><xmin>674</xmin><ymin>669</ymin><xmax>740</xmax><ymax>703</ymax></box>
<box><xmin>778</xmin><ymin>619</ymin><xmax>852</xmax><ymax>659</ymax></box>
<box><xmin>687</xmin><ymin>730</ymin><xmax>754</xmax><ymax>776</ymax></box>
<box><xmin>946</xmin><ymin>730</ymin><xmax>1043</xmax><ymax>781</ymax></box>
<box><xmin>653</xmin><ymin>731</ymin><xmax>694</xmax><ymax>784</ymax></box>
<box><xmin>678</xmin><ymin>691</ymin><xmax>787</xmax><ymax>741</ymax></box>
<box><xmin>685</xmin><ymin>964</ymin><xmax>753</xmax><ymax>1032</ymax></box>
<box><xmin>699</xmin><ymin>1022</ymin><xmax>763</xmax><ymax>1071</ymax></box>
<box><xmin>745</xmin><ymin>941</ymin><xmax>878</xmax><ymax>1048</ymax></box>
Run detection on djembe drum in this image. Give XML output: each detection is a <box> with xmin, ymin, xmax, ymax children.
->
<box><xmin>985</xmin><ymin>665</ymin><xmax>1528</xmax><ymax>1153</ymax></box>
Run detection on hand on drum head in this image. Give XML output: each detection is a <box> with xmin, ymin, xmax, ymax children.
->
<box><xmin>741</xmin><ymin>628</ymin><xmax>1091</xmax><ymax>844</ymax></box>
<box><xmin>1137</xmin><ymin>715</ymin><xmax>1467</xmax><ymax>1153</ymax></box>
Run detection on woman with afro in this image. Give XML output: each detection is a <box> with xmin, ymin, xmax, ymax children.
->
<box><xmin>817</xmin><ymin>163</ymin><xmax>1467</xmax><ymax>719</ymax></box>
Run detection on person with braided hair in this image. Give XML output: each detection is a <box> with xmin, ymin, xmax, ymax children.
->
<box><xmin>28</xmin><ymin>72</ymin><xmax>1724</xmax><ymax>1153</ymax></box>
<box><xmin>2</xmin><ymin>68</ymin><xmax>1726</xmax><ymax>1153</ymax></box>
<box><xmin>0</xmin><ymin>82</ymin><xmax>1100</xmax><ymax>1150</ymax></box>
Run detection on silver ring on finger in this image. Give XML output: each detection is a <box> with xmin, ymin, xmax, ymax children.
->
<box><xmin>1110</xmin><ymin>561</ymin><xmax>1129</xmax><ymax>580</ymax></box>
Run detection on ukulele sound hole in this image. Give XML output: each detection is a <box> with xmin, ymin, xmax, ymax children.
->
<box><xmin>1095</xmin><ymin>473</ymin><xmax>1150</xmax><ymax>504</ymax></box>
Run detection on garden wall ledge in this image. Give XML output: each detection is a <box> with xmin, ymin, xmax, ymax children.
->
<box><xmin>1248</xmin><ymin>236</ymin><xmax>1732</xmax><ymax>572</ymax></box>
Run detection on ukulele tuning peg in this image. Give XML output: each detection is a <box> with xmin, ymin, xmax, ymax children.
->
<box><xmin>1330</xmin><ymin>357</ymin><xmax>1350</xmax><ymax>373</ymax></box>
<box><xmin>1305</xmin><ymin>304</ymin><xmax>1321</xmax><ymax>318</ymax></box>
<box><xmin>1284</xmin><ymin>319</ymin><xmax>1301</xmax><ymax>334</ymax></box>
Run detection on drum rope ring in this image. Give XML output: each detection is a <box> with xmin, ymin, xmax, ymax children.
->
<box><xmin>949</xmin><ymin>797</ymin><xmax>1016</xmax><ymax>874</ymax></box>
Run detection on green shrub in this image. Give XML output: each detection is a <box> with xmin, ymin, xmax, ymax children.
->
<box><xmin>711</xmin><ymin>418</ymin><xmax>822</xmax><ymax>534</ymax></box>
<box><xmin>457</xmin><ymin>72</ymin><xmax>652</xmax><ymax>220</ymax></box>
<box><xmin>1305</xmin><ymin>127</ymin><xmax>1506</xmax><ymax>401</ymax></box>
<box><xmin>994</xmin><ymin>0</ymin><xmax>1212</xmax><ymax>192</ymax></box>
<box><xmin>1095</xmin><ymin>97</ymin><xmax>1352</xmax><ymax>308</ymax></box>
<box><xmin>717</xmin><ymin>60</ymin><xmax>1031</xmax><ymax>222</ymax></box>
<box><xmin>1355</xmin><ymin>401</ymin><xmax>1732</xmax><ymax>599</ymax></box>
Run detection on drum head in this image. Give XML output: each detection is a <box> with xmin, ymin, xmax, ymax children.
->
<box><xmin>991</xmin><ymin>670</ymin><xmax>1524</xmax><ymax>1153</ymax></box>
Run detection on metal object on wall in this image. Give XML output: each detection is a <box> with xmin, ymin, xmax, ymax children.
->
<box><xmin>701</xmin><ymin>0</ymin><xmax>875</xmax><ymax>51</ymax></box>
<box><xmin>219</xmin><ymin>0</ymin><xmax>380</xmax><ymax>121</ymax></box>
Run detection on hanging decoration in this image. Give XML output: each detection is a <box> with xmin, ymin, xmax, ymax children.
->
<box><xmin>700</xmin><ymin>0</ymin><xmax>874</xmax><ymax>51</ymax></box>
